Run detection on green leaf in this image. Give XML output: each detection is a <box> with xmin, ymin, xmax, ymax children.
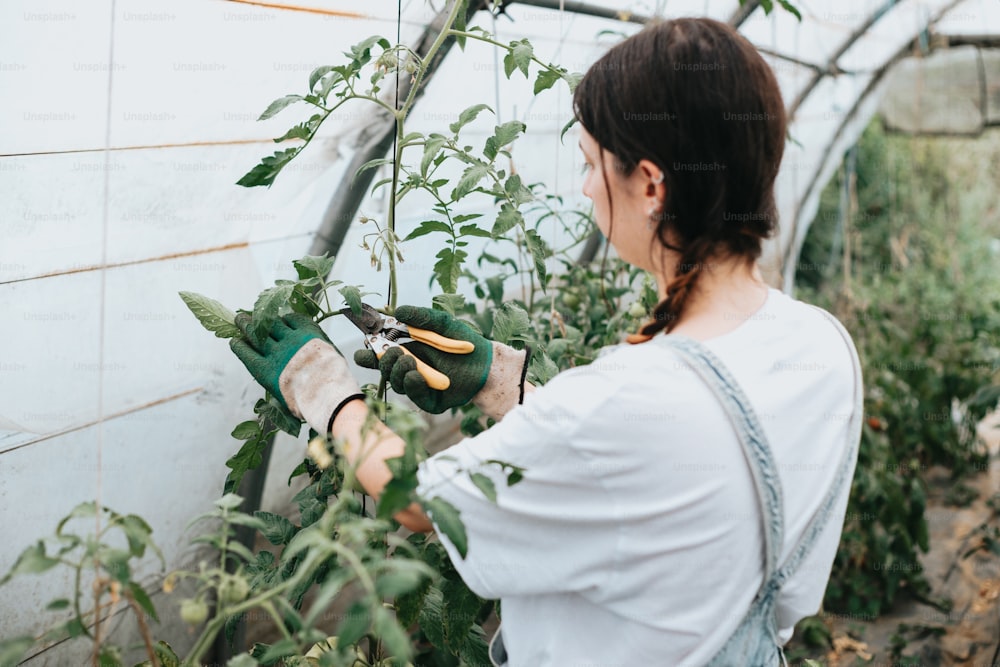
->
<box><xmin>484</xmin><ymin>121</ymin><xmax>526</xmax><ymax>161</ymax></box>
<box><xmin>258</xmin><ymin>95</ymin><xmax>304</xmax><ymax>121</ymax></box>
<box><xmin>492</xmin><ymin>203</ymin><xmax>523</xmax><ymax>238</ymax></box>
<box><xmin>254</xmin><ymin>511</ymin><xmax>298</xmax><ymax>546</ymax></box>
<box><xmin>449</xmin><ymin>103</ymin><xmax>492</xmax><ymax>135</ymax></box>
<box><xmin>0</xmin><ymin>636</ymin><xmax>33</xmax><ymax>667</ymax></box>
<box><xmin>293</xmin><ymin>254</ymin><xmax>336</xmax><ymax>280</ymax></box>
<box><xmin>178</xmin><ymin>292</ymin><xmax>240</xmax><ymax>339</ymax></box>
<box><xmin>355</xmin><ymin>157</ymin><xmax>393</xmax><ymax>185</ymax></box>
<box><xmin>508</xmin><ymin>39</ymin><xmax>533</xmax><ymax>78</ymax></box>
<box><xmin>237</xmin><ymin>147</ymin><xmax>301</xmax><ymax>188</ymax></box>
<box><xmin>273</xmin><ymin>122</ymin><xmax>313</xmax><ymax>143</ymax></box>
<box><xmin>524</xmin><ymin>228</ymin><xmax>550</xmax><ymax>287</ymax></box>
<box><xmin>459</xmin><ymin>224</ymin><xmax>492</xmax><ymax>239</ymax></box>
<box><xmin>491</xmin><ymin>303</ymin><xmax>531</xmax><ymax>345</ymax></box>
<box><xmin>127</xmin><ymin>582</ymin><xmax>159</xmax><ymax>624</ymax></box>
<box><xmin>231</xmin><ymin>420</ymin><xmax>261</xmax><ymax>441</ymax></box>
<box><xmin>778</xmin><ymin>0</ymin><xmax>803</xmax><ymax>20</ymax></box>
<box><xmin>527</xmin><ymin>350</ymin><xmax>559</xmax><ymax>386</ymax></box>
<box><xmin>418</xmin><ymin>586</ymin><xmax>446</xmax><ymax>648</ymax></box>
<box><xmin>560</xmin><ymin>116</ymin><xmax>578</xmax><ymax>141</ymax></box>
<box><xmin>433</xmin><ymin>247</ymin><xmax>467</xmax><ymax>294</ymax></box>
<box><xmin>223</xmin><ymin>432</ymin><xmax>269</xmax><ymax>495</ymax></box>
<box><xmin>336</xmin><ymin>601</ymin><xmax>371</xmax><ymax>647</ymax></box>
<box><xmin>373</xmin><ymin>605</ymin><xmax>413</xmax><ymax>660</ymax></box>
<box><xmin>255</xmin><ymin>397</ymin><xmax>302</xmax><ymax>437</ymax></box>
<box><xmin>421</xmin><ymin>134</ymin><xmax>448</xmax><ymax>176</ymax></box>
<box><xmin>287</xmin><ymin>460</ymin><xmax>310</xmax><ymax>486</ymax></box>
<box><xmin>97</xmin><ymin>646</ymin><xmax>122</xmax><ymax>667</ymax></box>
<box><xmin>309</xmin><ymin>65</ymin><xmax>336</xmax><ymax>92</ymax></box>
<box><xmin>403</xmin><ymin>219</ymin><xmax>452</xmax><ymax>242</ymax></box>
<box><xmin>423</xmin><ymin>497</ymin><xmax>468</xmax><ymax>558</ymax></box>
<box><xmin>451</xmin><ymin>163</ymin><xmax>490</xmax><ymax>201</ymax></box>
<box><xmin>452</xmin><ymin>0</ymin><xmax>469</xmax><ymax>49</ymax></box>
<box><xmin>533</xmin><ymin>68</ymin><xmax>561</xmax><ymax>95</ymax></box>
<box><xmin>562</xmin><ymin>70</ymin><xmax>583</xmax><ymax>92</ymax></box>
<box><xmin>394</xmin><ymin>576</ymin><xmax>430</xmax><ymax>628</ymax></box>
<box><xmin>121</xmin><ymin>514</ymin><xmax>157</xmax><ymax>560</ymax></box>
<box><xmin>374</xmin><ymin>559</ymin><xmax>433</xmax><ymax>598</ymax></box>
<box><xmin>250</xmin><ymin>284</ymin><xmax>294</xmax><ymax>346</ymax></box>
<box><xmin>257</xmin><ymin>637</ymin><xmax>298</xmax><ymax>664</ymax></box>
<box><xmin>338</xmin><ymin>285</ymin><xmax>363</xmax><ymax>316</ymax></box>
<box><xmin>101</xmin><ymin>548</ymin><xmax>131</xmax><ymax>584</ymax></box>
<box><xmin>458</xmin><ymin>624</ymin><xmax>491</xmax><ymax>665</ymax></box>
<box><xmin>1</xmin><ymin>541</ymin><xmax>59</xmax><ymax>584</ymax></box>
<box><xmin>378</xmin><ymin>476</ymin><xmax>418</xmax><ymax>520</ymax></box>
<box><xmin>469</xmin><ymin>473</ymin><xmax>497</xmax><ymax>503</ymax></box>
<box><xmin>46</xmin><ymin>598</ymin><xmax>70</xmax><ymax>610</ymax></box>
<box><xmin>56</xmin><ymin>501</ymin><xmax>99</xmax><ymax>535</ymax></box>
<box><xmin>504</xmin><ymin>173</ymin><xmax>534</xmax><ymax>205</ymax></box>
<box><xmin>289</xmin><ymin>284</ymin><xmax>321</xmax><ymax>317</ymax></box>
<box><xmin>153</xmin><ymin>641</ymin><xmax>181</xmax><ymax>667</ymax></box>
<box><xmin>431</xmin><ymin>293</ymin><xmax>466</xmax><ymax>316</ymax></box>
<box><xmin>348</xmin><ymin>35</ymin><xmax>391</xmax><ymax>66</ymax></box>
<box><xmin>441</xmin><ymin>579</ymin><xmax>482</xmax><ymax>647</ymax></box>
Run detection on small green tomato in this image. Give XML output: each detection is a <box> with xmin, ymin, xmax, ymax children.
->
<box><xmin>218</xmin><ymin>573</ymin><xmax>249</xmax><ymax>605</ymax></box>
<box><xmin>628</xmin><ymin>302</ymin><xmax>646</xmax><ymax>318</ymax></box>
<box><xmin>562</xmin><ymin>292</ymin><xmax>581</xmax><ymax>309</ymax></box>
<box><xmin>180</xmin><ymin>598</ymin><xmax>209</xmax><ymax>625</ymax></box>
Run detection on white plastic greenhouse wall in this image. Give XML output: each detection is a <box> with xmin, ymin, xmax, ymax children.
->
<box><xmin>2</xmin><ymin>0</ymin><xmax>1000</xmax><ymax>662</ymax></box>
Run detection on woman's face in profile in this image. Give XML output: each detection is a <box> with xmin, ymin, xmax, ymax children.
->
<box><xmin>579</xmin><ymin>127</ymin><xmax>662</xmax><ymax>273</ymax></box>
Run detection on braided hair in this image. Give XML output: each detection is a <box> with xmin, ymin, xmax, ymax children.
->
<box><xmin>573</xmin><ymin>18</ymin><xmax>786</xmax><ymax>338</ymax></box>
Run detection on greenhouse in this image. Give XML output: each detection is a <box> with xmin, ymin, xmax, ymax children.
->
<box><xmin>2</xmin><ymin>0</ymin><xmax>1000</xmax><ymax>665</ymax></box>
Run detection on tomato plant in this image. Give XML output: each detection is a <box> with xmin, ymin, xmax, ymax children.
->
<box><xmin>797</xmin><ymin>121</ymin><xmax>1000</xmax><ymax>617</ymax></box>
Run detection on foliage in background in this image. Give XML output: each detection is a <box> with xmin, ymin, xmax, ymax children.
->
<box><xmin>795</xmin><ymin>120</ymin><xmax>1000</xmax><ymax>617</ymax></box>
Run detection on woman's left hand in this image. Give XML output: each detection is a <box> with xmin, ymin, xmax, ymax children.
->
<box><xmin>229</xmin><ymin>313</ymin><xmax>363</xmax><ymax>432</ymax></box>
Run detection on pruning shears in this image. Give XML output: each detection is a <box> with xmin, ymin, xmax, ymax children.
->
<box><xmin>340</xmin><ymin>303</ymin><xmax>474</xmax><ymax>390</ymax></box>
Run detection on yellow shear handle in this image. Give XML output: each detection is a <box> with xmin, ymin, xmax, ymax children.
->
<box><xmin>376</xmin><ymin>346</ymin><xmax>452</xmax><ymax>391</ymax></box>
<box><xmin>407</xmin><ymin>327</ymin><xmax>475</xmax><ymax>354</ymax></box>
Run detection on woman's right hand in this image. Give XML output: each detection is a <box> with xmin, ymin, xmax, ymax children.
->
<box><xmin>353</xmin><ymin>305</ymin><xmax>530</xmax><ymax>419</ymax></box>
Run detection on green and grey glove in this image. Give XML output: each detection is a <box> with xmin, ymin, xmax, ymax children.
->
<box><xmin>353</xmin><ymin>305</ymin><xmax>530</xmax><ymax>420</ymax></box>
<box><xmin>230</xmin><ymin>313</ymin><xmax>364</xmax><ymax>433</ymax></box>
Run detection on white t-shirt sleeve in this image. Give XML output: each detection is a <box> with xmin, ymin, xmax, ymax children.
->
<box><xmin>416</xmin><ymin>363</ymin><xmax>627</xmax><ymax>600</ymax></box>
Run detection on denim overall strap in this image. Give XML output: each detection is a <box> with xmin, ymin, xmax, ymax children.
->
<box><xmin>664</xmin><ymin>336</ymin><xmax>788</xmax><ymax>667</ymax></box>
<box><xmin>773</xmin><ymin>308</ymin><xmax>864</xmax><ymax>587</ymax></box>
<box><xmin>663</xmin><ymin>335</ymin><xmax>786</xmax><ymax>584</ymax></box>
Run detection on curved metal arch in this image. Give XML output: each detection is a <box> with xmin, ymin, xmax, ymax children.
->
<box><xmin>777</xmin><ymin>0</ymin><xmax>991</xmax><ymax>289</ymax></box>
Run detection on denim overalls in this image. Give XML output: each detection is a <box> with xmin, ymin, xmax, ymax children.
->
<box><xmin>490</xmin><ymin>318</ymin><xmax>863</xmax><ymax>667</ymax></box>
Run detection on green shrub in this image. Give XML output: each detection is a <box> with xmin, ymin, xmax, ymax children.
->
<box><xmin>796</xmin><ymin>121</ymin><xmax>1000</xmax><ymax>616</ymax></box>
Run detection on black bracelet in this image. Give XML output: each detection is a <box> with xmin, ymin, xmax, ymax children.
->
<box><xmin>326</xmin><ymin>393</ymin><xmax>367</xmax><ymax>433</ymax></box>
<box><xmin>518</xmin><ymin>345</ymin><xmax>532</xmax><ymax>405</ymax></box>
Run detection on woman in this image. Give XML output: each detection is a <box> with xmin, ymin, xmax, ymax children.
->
<box><xmin>230</xmin><ymin>17</ymin><xmax>863</xmax><ymax>666</ymax></box>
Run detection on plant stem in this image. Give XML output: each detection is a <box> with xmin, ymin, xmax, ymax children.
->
<box><xmin>72</xmin><ymin>560</ymin><xmax>93</xmax><ymax>640</ymax></box>
<box><xmin>125</xmin><ymin>590</ymin><xmax>160</xmax><ymax>667</ymax></box>
<box><xmin>384</xmin><ymin>0</ymin><xmax>468</xmax><ymax>312</ymax></box>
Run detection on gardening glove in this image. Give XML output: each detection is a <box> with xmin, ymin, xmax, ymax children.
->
<box><xmin>230</xmin><ymin>313</ymin><xmax>365</xmax><ymax>433</ymax></box>
<box><xmin>353</xmin><ymin>305</ymin><xmax>530</xmax><ymax>420</ymax></box>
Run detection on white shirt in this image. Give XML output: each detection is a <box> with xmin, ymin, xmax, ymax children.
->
<box><xmin>417</xmin><ymin>288</ymin><xmax>861</xmax><ymax>666</ymax></box>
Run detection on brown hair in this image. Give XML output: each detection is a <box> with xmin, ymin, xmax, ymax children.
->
<box><xmin>572</xmin><ymin>17</ymin><xmax>786</xmax><ymax>337</ymax></box>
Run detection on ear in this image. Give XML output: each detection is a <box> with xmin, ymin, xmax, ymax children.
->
<box><xmin>636</xmin><ymin>159</ymin><xmax>666</xmax><ymax>201</ymax></box>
